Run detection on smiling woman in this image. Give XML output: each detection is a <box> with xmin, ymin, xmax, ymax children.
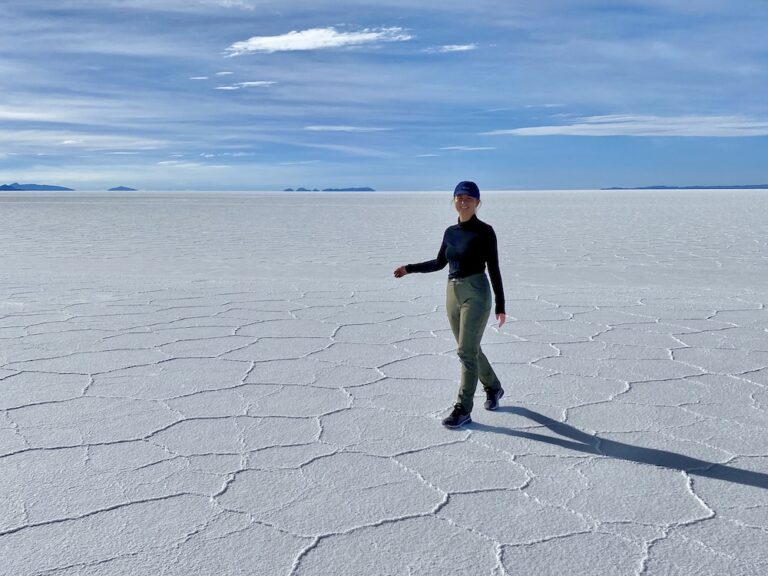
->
<box><xmin>394</xmin><ymin>180</ymin><xmax>506</xmax><ymax>428</ymax></box>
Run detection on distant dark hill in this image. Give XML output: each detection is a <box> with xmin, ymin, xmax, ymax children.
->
<box><xmin>108</xmin><ymin>186</ymin><xmax>137</xmax><ymax>191</ymax></box>
<box><xmin>0</xmin><ymin>182</ymin><xmax>74</xmax><ymax>191</ymax></box>
<box><xmin>603</xmin><ymin>184</ymin><xmax>768</xmax><ymax>190</ymax></box>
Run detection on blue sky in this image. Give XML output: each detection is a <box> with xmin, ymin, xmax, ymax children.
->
<box><xmin>1</xmin><ymin>0</ymin><xmax>766</xmax><ymax>190</ymax></box>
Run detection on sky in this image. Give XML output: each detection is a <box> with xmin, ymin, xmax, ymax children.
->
<box><xmin>1</xmin><ymin>0</ymin><xmax>767</xmax><ymax>191</ymax></box>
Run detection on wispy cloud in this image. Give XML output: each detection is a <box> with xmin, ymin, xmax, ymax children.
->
<box><xmin>211</xmin><ymin>0</ymin><xmax>255</xmax><ymax>8</ymax></box>
<box><xmin>281</xmin><ymin>139</ymin><xmax>395</xmax><ymax>158</ymax></box>
<box><xmin>523</xmin><ymin>103</ymin><xmax>563</xmax><ymax>109</ymax></box>
<box><xmin>157</xmin><ymin>160</ymin><xmax>201</xmax><ymax>168</ymax></box>
<box><xmin>216</xmin><ymin>71</ymin><xmax>234</xmax><ymax>76</ymax></box>
<box><xmin>426</xmin><ymin>44</ymin><xmax>477</xmax><ymax>53</ymax></box>
<box><xmin>216</xmin><ymin>81</ymin><xmax>276</xmax><ymax>90</ymax></box>
<box><xmin>189</xmin><ymin>76</ymin><xmax>208</xmax><ymax>80</ymax></box>
<box><xmin>441</xmin><ymin>146</ymin><xmax>495</xmax><ymax>151</ymax></box>
<box><xmin>0</xmin><ymin>106</ymin><xmax>73</xmax><ymax>122</ymax></box>
<box><xmin>226</xmin><ymin>27</ymin><xmax>412</xmax><ymax>56</ymax></box>
<box><xmin>0</xmin><ymin>130</ymin><xmax>165</xmax><ymax>151</ymax></box>
<box><xmin>238</xmin><ymin>81</ymin><xmax>276</xmax><ymax>87</ymax></box>
<box><xmin>304</xmin><ymin>125</ymin><xmax>390</xmax><ymax>132</ymax></box>
<box><xmin>483</xmin><ymin>115</ymin><xmax>768</xmax><ymax>137</ymax></box>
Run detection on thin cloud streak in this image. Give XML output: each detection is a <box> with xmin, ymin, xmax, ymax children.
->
<box><xmin>225</xmin><ymin>27</ymin><xmax>412</xmax><ymax>55</ymax></box>
<box><xmin>426</xmin><ymin>44</ymin><xmax>478</xmax><ymax>53</ymax></box>
<box><xmin>304</xmin><ymin>125</ymin><xmax>391</xmax><ymax>132</ymax></box>
<box><xmin>0</xmin><ymin>129</ymin><xmax>166</xmax><ymax>151</ymax></box>
<box><xmin>157</xmin><ymin>160</ymin><xmax>202</xmax><ymax>168</ymax></box>
<box><xmin>216</xmin><ymin>81</ymin><xmax>276</xmax><ymax>90</ymax></box>
<box><xmin>483</xmin><ymin>115</ymin><xmax>768</xmax><ymax>137</ymax></box>
<box><xmin>0</xmin><ymin>106</ymin><xmax>75</xmax><ymax>122</ymax></box>
<box><xmin>238</xmin><ymin>81</ymin><xmax>276</xmax><ymax>87</ymax></box>
<box><xmin>441</xmin><ymin>146</ymin><xmax>495</xmax><ymax>151</ymax></box>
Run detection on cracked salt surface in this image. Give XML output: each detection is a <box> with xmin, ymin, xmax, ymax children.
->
<box><xmin>1</xmin><ymin>190</ymin><xmax>767</xmax><ymax>575</ymax></box>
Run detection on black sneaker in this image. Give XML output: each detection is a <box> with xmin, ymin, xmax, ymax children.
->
<box><xmin>442</xmin><ymin>405</ymin><xmax>471</xmax><ymax>428</ymax></box>
<box><xmin>484</xmin><ymin>387</ymin><xmax>504</xmax><ymax>411</ymax></box>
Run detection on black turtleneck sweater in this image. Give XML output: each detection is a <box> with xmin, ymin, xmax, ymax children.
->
<box><xmin>405</xmin><ymin>215</ymin><xmax>505</xmax><ymax>315</ymax></box>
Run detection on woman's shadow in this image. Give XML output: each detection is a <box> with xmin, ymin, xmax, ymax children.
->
<box><xmin>469</xmin><ymin>406</ymin><xmax>768</xmax><ymax>490</ymax></box>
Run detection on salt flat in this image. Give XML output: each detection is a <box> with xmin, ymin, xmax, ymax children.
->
<box><xmin>1</xmin><ymin>190</ymin><xmax>767</xmax><ymax>575</ymax></box>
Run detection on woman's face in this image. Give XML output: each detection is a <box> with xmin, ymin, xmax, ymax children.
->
<box><xmin>454</xmin><ymin>194</ymin><xmax>478</xmax><ymax>219</ymax></box>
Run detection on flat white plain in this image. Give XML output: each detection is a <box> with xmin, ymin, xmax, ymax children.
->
<box><xmin>1</xmin><ymin>190</ymin><xmax>767</xmax><ymax>575</ymax></box>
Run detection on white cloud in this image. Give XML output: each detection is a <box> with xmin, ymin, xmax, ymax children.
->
<box><xmin>417</xmin><ymin>153</ymin><xmax>439</xmax><ymax>157</ymax></box>
<box><xmin>523</xmin><ymin>103</ymin><xmax>563</xmax><ymax>109</ymax></box>
<box><xmin>237</xmin><ymin>81</ymin><xmax>276</xmax><ymax>87</ymax></box>
<box><xmin>216</xmin><ymin>81</ymin><xmax>276</xmax><ymax>90</ymax></box>
<box><xmin>483</xmin><ymin>115</ymin><xmax>768</xmax><ymax>137</ymax></box>
<box><xmin>226</xmin><ymin>27</ymin><xmax>412</xmax><ymax>56</ymax></box>
<box><xmin>426</xmin><ymin>44</ymin><xmax>478</xmax><ymax>53</ymax></box>
<box><xmin>1</xmin><ymin>129</ymin><xmax>166</xmax><ymax>152</ymax></box>
<box><xmin>441</xmin><ymin>146</ymin><xmax>495</xmax><ymax>151</ymax></box>
<box><xmin>0</xmin><ymin>106</ymin><xmax>72</xmax><ymax>122</ymax></box>
<box><xmin>158</xmin><ymin>158</ymin><xmax>229</xmax><ymax>169</ymax></box>
<box><xmin>157</xmin><ymin>160</ymin><xmax>201</xmax><ymax>168</ymax></box>
<box><xmin>216</xmin><ymin>71</ymin><xmax>234</xmax><ymax>76</ymax></box>
<box><xmin>189</xmin><ymin>76</ymin><xmax>208</xmax><ymax>80</ymax></box>
<box><xmin>210</xmin><ymin>0</ymin><xmax>255</xmax><ymax>8</ymax></box>
<box><xmin>283</xmin><ymin>139</ymin><xmax>395</xmax><ymax>158</ymax></box>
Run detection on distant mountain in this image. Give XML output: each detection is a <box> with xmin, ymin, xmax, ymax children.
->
<box><xmin>108</xmin><ymin>186</ymin><xmax>137</xmax><ymax>191</ymax></box>
<box><xmin>602</xmin><ymin>184</ymin><xmax>768</xmax><ymax>190</ymax></box>
<box><xmin>0</xmin><ymin>182</ymin><xmax>74</xmax><ymax>191</ymax></box>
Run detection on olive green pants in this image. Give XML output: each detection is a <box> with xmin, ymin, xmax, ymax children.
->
<box><xmin>446</xmin><ymin>273</ymin><xmax>501</xmax><ymax>413</ymax></box>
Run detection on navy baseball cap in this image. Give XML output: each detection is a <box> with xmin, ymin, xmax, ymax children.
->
<box><xmin>453</xmin><ymin>181</ymin><xmax>480</xmax><ymax>199</ymax></box>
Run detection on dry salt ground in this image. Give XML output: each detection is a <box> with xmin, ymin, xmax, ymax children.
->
<box><xmin>1</xmin><ymin>190</ymin><xmax>767</xmax><ymax>576</ymax></box>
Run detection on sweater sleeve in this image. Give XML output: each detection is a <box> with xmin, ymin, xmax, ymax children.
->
<box><xmin>485</xmin><ymin>227</ymin><xmax>505</xmax><ymax>315</ymax></box>
<box><xmin>405</xmin><ymin>233</ymin><xmax>448</xmax><ymax>274</ymax></box>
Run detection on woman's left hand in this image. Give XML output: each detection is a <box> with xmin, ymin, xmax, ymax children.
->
<box><xmin>496</xmin><ymin>313</ymin><xmax>506</xmax><ymax>328</ymax></box>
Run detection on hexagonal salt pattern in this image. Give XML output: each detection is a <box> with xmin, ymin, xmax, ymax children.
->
<box><xmin>1</xmin><ymin>191</ymin><xmax>767</xmax><ymax>575</ymax></box>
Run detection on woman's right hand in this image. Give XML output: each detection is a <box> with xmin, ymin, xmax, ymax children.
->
<box><xmin>393</xmin><ymin>266</ymin><xmax>408</xmax><ymax>278</ymax></box>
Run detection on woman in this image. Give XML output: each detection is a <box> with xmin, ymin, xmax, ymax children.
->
<box><xmin>394</xmin><ymin>181</ymin><xmax>506</xmax><ymax>428</ymax></box>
